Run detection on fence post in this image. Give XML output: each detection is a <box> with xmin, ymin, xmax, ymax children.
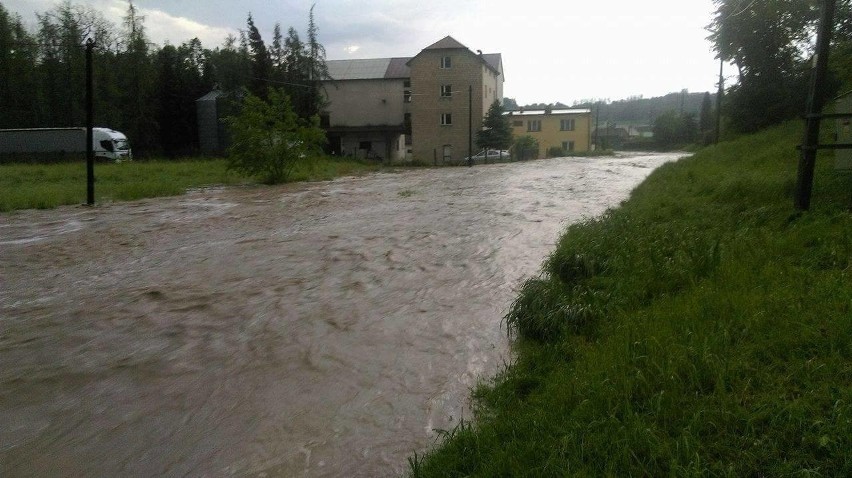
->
<box><xmin>794</xmin><ymin>0</ymin><xmax>836</xmax><ymax>210</ymax></box>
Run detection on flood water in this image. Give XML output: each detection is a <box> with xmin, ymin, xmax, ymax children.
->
<box><xmin>0</xmin><ymin>153</ymin><xmax>683</xmax><ymax>477</ymax></box>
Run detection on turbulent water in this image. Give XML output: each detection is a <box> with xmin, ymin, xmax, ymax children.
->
<box><xmin>0</xmin><ymin>153</ymin><xmax>682</xmax><ymax>477</ymax></box>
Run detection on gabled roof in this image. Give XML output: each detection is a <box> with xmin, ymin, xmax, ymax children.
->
<box><xmin>406</xmin><ymin>36</ymin><xmax>501</xmax><ymax>76</ymax></box>
<box><xmin>196</xmin><ymin>90</ymin><xmax>223</xmax><ymax>102</ymax></box>
<box><xmin>325</xmin><ymin>57</ymin><xmax>411</xmax><ymax>80</ymax></box>
<box><xmin>384</xmin><ymin>57</ymin><xmax>412</xmax><ymax>79</ymax></box>
<box><xmin>422</xmin><ymin>35</ymin><xmax>468</xmax><ymax>50</ymax></box>
<box><xmin>481</xmin><ymin>53</ymin><xmax>503</xmax><ymax>76</ymax></box>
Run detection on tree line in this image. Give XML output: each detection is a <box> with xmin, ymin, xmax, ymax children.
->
<box><xmin>709</xmin><ymin>0</ymin><xmax>852</xmax><ymax>134</ymax></box>
<box><xmin>0</xmin><ymin>1</ymin><xmax>327</xmax><ymax>157</ymax></box>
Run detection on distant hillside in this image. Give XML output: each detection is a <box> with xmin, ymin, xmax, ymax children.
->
<box><xmin>506</xmin><ymin>91</ymin><xmax>716</xmax><ymax>126</ymax></box>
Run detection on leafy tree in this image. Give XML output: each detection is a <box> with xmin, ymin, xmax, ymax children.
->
<box><xmin>226</xmin><ymin>88</ymin><xmax>326</xmax><ymax>184</ymax></box>
<box><xmin>476</xmin><ymin>100</ymin><xmax>513</xmax><ymax>151</ymax></box>
<box><xmin>707</xmin><ymin>0</ymin><xmax>851</xmax><ymax>132</ymax></box>
<box><xmin>0</xmin><ymin>4</ymin><xmax>39</xmax><ymax>127</ymax></box>
<box><xmin>653</xmin><ymin>111</ymin><xmax>698</xmax><ymax>146</ymax></box>
<box><xmin>831</xmin><ymin>1</ymin><xmax>852</xmax><ymax>91</ymax></box>
<box><xmin>513</xmin><ymin>135</ymin><xmax>539</xmax><ymax>160</ymax></box>
<box><xmin>502</xmin><ymin>97</ymin><xmax>519</xmax><ymax>111</ymax></box>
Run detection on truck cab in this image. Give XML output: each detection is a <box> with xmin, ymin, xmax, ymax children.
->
<box><xmin>93</xmin><ymin>128</ymin><xmax>132</xmax><ymax>161</ymax></box>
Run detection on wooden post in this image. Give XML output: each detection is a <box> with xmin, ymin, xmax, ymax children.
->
<box><xmin>795</xmin><ymin>0</ymin><xmax>836</xmax><ymax>210</ymax></box>
<box><xmin>715</xmin><ymin>58</ymin><xmax>723</xmax><ymax>144</ymax></box>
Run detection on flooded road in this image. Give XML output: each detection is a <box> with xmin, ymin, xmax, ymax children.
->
<box><xmin>0</xmin><ymin>153</ymin><xmax>683</xmax><ymax>476</ymax></box>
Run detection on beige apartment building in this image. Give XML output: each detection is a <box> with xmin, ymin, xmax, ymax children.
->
<box><xmin>407</xmin><ymin>37</ymin><xmax>503</xmax><ymax>163</ymax></box>
<box><xmin>321</xmin><ymin>36</ymin><xmax>503</xmax><ymax>163</ymax></box>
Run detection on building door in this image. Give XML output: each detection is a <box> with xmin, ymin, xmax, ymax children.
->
<box><xmin>442</xmin><ymin>144</ymin><xmax>452</xmax><ymax>163</ymax></box>
<box><xmin>329</xmin><ymin>135</ymin><xmax>341</xmax><ymax>155</ymax></box>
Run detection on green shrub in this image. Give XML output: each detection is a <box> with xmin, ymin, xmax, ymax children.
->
<box><xmin>225</xmin><ymin>88</ymin><xmax>326</xmax><ymax>184</ymax></box>
<box><xmin>546</xmin><ymin>146</ymin><xmax>564</xmax><ymax>158</ymax></box>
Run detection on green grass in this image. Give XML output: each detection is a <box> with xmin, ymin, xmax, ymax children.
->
<box><xmin>410</xmin><ymin>121</ymin><xmax>852</xmax><ymax>476</ymax></box>
<box><xmin>0</xmin><ymin>156</ymin><xmax>383</xmax><ymax>212</ymax></box>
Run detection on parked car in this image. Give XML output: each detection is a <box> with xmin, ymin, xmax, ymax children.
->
<box><xmin>463</xmin><ymin>149</ymin><xmax>510</xmax><ymax>162</ymax></box>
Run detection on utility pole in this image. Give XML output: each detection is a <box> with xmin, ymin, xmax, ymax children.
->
<box><xmin>795</xmin><ymin>0</ymin><xmax>836</xmax><ymax>210</ymax></box>
<box><xmin>715</xmin><ymin>58</ymin><xmax>723</xmax><ymax>144</ymax></box>
<box><xmin>468</xmin><ymin>84</ymin><xmax>473</xmax><ymax>167</ymax></box>
<box><xmin>594</xmin><ymin>101</ymin><xmax>600</xmax><ymax>150</ymax></box>
<box><xmin>86</xmin><ymin>38</ymin><xmax>95</xmax><ymax>206</ymax></box>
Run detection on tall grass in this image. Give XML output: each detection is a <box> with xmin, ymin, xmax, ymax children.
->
<box><xmin>0</xmin><ymin>156</ymin><xmax>383</xmax><ymax>212</ymax></box>
<box><xmin>411</xmin><ymin>121</ymin><xmax>852</xmax><ymax>476</ymax></box>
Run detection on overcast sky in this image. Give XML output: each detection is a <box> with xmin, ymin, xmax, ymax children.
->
<box><xmin>6</xmin><ymin>0</ymin><xmax>726</xmax><ymax>105</ymax></box>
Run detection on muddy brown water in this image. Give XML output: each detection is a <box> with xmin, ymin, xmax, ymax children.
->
<box><xmin>0</xmin><ymin>153</ymin><xmax>683</xmax><ymax>477</ymax></box>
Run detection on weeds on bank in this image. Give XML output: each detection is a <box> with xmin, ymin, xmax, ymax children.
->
<box><xmin>0</xmin><ymin>156</ymin><xmax>382</xmax><ymax>212</ymax></box>
<box><xmin>411</xmin><ymin>121</ymin><xmax>852</xmax><ymax>476</ymax></box>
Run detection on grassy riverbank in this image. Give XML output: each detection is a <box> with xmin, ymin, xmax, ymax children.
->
<box><xmin>411</xmin><ymin>121</ymin><xmax>852</xmax><ymax>476</ymax></box>
<box><xmin>0</xmin><ymin>156</ymin><xmax>383</xmax><ymax>212</ymax></box>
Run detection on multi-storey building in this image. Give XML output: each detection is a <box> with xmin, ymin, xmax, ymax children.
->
<box><xmin>406</xmin><ymin>36</ymin><xmax>503</xmax><ymax>163</ymax></box>
<box><xmin>505</xmin><ymin>109</ymin><xmax>592</xmax><ymax>157</ymax></box>
<box><xmin>322</xmin><ymin>57</ymin><xmax>411</xmax><ymax>161</ymax></box>
<box><xmin>321</xmin><ymin>36</ymin><xmax>503</xmax><ymax>163</ymax></box>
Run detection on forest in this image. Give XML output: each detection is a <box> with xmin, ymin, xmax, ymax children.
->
<box><xmin>0</xmin><ymin>1</ymin><xmax>327</xmax><ymax>158</ymax></box>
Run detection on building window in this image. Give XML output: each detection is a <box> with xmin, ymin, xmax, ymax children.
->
<box><xmin>441</xmin><ymin>84</ymin><xmax>452</xmax><ymax>97</ymax></box>
<box><xmin>441</xmin><ymin>56</ymin><xmax>451</xmax><ymax>69</ymax></box>
<box><xmin>563</xmin><ymin>141</ymin><xmax>575</xmax><ymax>152</ymax></box>
<box><xmin>404</xmin><ymin>80</ymin><xmax>411</xmax><ymax>103</ymax></box>
<box><xmin>560</xmin><ymin>118</ymin><xmax>575</xmax><ymax>131</ymax></box>
<box><xmin>441</xmin><ymin>113</ymin><xmax>453</xmax><ymax>126</ymax></box>
<box><xmin>527</xmin><ymin>119</ymin><xmax>541</xmax><ymax>132</ymax></box>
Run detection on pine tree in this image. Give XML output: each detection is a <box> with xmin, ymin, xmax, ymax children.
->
<box><xmin>246</xmin><ymin>13</ymin><xmax>270</xmax><ymax>99</ymax></box>
<box><xmin>476</xmin><ymin>100</ymin><xmax>513</xmax><ymax>151</ymax></box>
<box><xmin>305</xmin><ymin>4</ymin><xmax>329</xmax><ymax>117</ymax></box>
<box><xmin>270</xmin><ymin>23</ymin><xmax>284</xmax><ymax>80</ymax></box>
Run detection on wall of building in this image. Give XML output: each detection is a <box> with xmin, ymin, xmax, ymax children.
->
<box><xmin>409</xmin><ymin>50</ymin><xmax>488</xmax><ymax>163</ymax></box>
<box><xmin>481</xmin><ymin>64</ymin><xmax>501</xmax><ymax>112</ymax></box>
<box><xmin>507</xmin><ymin>112</ymin><xmax>592</xmax><ymax>156</ymax></box>
<box><xmin>335</xmin><ymin>132</ymin><xmax>406</xmax><ymax>161</ymax></box>
<box><xmin>322</xmin><ymin>79</ymin><xmax>408</xmax><ymax>128</ymax></box>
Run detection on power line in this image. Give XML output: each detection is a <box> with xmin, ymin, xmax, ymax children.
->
<box><xmin>727</xmin><ymin>0</ymin><xmax>759</xmax><ymax>19</ymax></box>
<box><xmin>252</xmin><ymin>76</ymin><xmax>315</xmax><ymax>89</ymax></box>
